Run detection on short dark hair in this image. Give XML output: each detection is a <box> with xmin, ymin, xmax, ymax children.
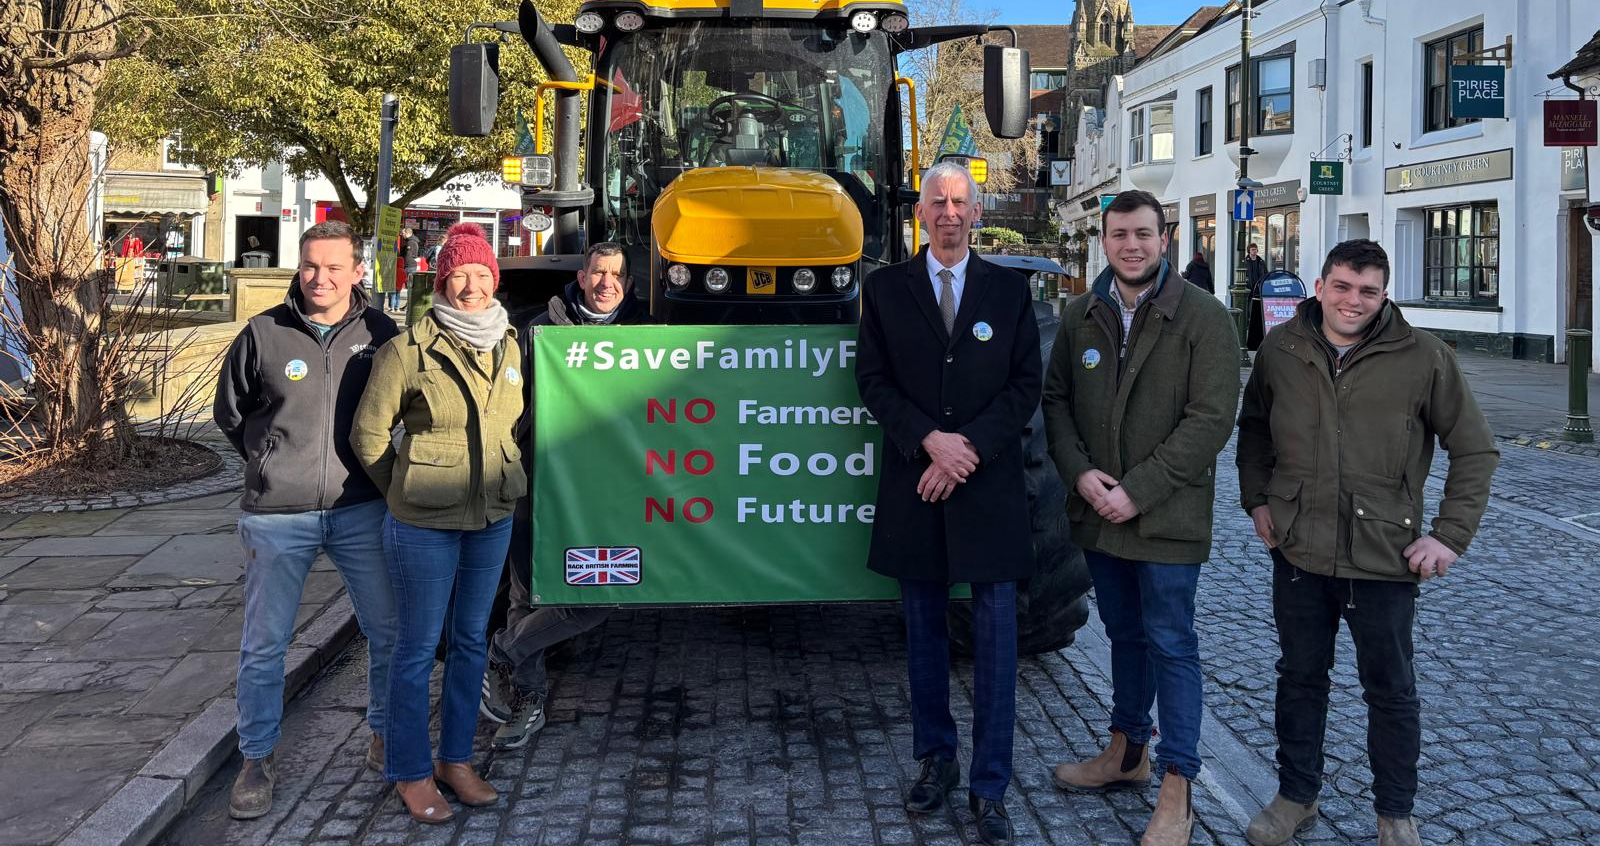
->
<box><xmin>584</xmin><ymin>241</ymin><xmax>629</xmax><ymax>278</ymax></box>
<box><xmin>1320</xmin><ymin>238</ymin><xmax>1390</xmax><ymax>287</ymax></box>
<box><xmin>299</xmin><ymin>220</ymin><xmax>363</xmax><ymax>264</ymax></box>
<box><xmin>1101</xmin><ymin>189</ymin><xmax>1165</xmax><ymax>231</ymax></box>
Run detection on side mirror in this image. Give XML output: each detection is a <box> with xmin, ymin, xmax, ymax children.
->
<box><xmin>449</xmin><ymin>43</ymin><xmax>500</xmax><ymax>136</ymax></box>
<box><xmin>982</xmin><ymin>44</ymin><xmax>1030</xmax><ymax>139</ymax></box>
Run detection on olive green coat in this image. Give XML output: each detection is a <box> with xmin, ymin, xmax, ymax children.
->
<box><xmin>350</xmin><ymin>311</ymin><xmax>527</xmax><ymax>530</ymax></box>
<box><xmin>1237</xmin><ymin>299</ymin><xmax>1498</xmax><ymax>582</ymax></box>
<box><xmin>1043</xmin><ymin>262</ymin><xmax>1243</xmax><ymax>564</ymax></box>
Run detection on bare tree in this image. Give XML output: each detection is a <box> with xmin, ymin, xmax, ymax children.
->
<box><xmin>899</xmin><ymin>0</ymin><xmax>1040</xmax><ymax>195</ymax></box>
<box><xmin>0</xmin><ymin>0</ymin><xmax>144</xmax><ymax>459</ymax></box>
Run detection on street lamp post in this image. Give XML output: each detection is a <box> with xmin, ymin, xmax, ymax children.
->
<box><xmin>1231</xmin><ymin>0</ymin><xmax>1255</xmax><ymax>365</ymax></box>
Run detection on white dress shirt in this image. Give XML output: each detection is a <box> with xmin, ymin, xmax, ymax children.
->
<box><xmin>925</xmin><ymin>249</ymin><xmax>970</xmax><ymax>312</ymax></box>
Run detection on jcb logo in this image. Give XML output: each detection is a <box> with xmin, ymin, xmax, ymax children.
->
<box><xmin>749</xmin><ymin>268</ymin><xmax>776</xmax><ymax>295</ymax></box>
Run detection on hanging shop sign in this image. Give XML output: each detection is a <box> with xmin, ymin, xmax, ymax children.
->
<box><xmin>1545</xmin><ymin>100</ymin><xmax>1598</xmax><ymax>147</ymax></box>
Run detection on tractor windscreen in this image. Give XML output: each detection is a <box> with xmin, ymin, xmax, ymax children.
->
<box><xmin>596</xmin><ymin>21</ymin><xmax>892</xmax><ymax>246</ymax></box>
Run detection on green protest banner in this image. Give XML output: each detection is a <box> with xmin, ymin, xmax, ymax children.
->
<box><xmin>936</xmin><ymin>103</ymin><xmax>979</xmax><ymax>157</ymax></box>
<box><xmin>530</xmin><ymin>325</ymin><xmax>915</xmax><ymax>606</ymax></box>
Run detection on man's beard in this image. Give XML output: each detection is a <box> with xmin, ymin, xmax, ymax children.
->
<box><xmin>1114</xmin><ymin>259</ymin><xmax>1161</xmax><ymax>289</ymax></box>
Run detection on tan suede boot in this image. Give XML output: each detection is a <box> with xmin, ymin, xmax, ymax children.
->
<box><xmin>1051</xmin><ymin>728</ymin><xmax>1150</xmax><ymax>792</ymax></box>
<box><xmin>1141</xmin><ymin>768</ymin><xmax>1194</xmax><ymax>846</ymax></box>
<box><xmin>1246</xmin><ymin>795</ymin><xmax>1319</xmax><ymax>845</ymax></box>
<box><xmin>1377</xmin><ymin>815</ymin><xmax>1420</xmax><ymax>846</ymax></box>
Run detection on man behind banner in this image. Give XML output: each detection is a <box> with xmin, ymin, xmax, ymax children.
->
<box><xmin>855</xmin><ymin>161</ymin><xmax>1041</xmax><ymax>846</ymax></box>
<box><xmin>1237</xmin><ymin>239</ymin><xmax>1497</xmax><ymax>846</ymax></box>
<box><xmin>480</xmin><ymin>242</ymin><xmax>649</xmax><ymax>750</ymax></box>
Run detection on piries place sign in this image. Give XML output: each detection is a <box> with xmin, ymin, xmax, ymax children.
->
<box><xmin>1449</xmin><ymin>64</ymin><xmax>1506</xmax><ymax>120</ymax></box>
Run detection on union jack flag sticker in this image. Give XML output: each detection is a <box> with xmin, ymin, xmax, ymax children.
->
<box><xmin>564</xmin><ymin>546</ymin><xmax>642</xmax><ymax>586</ymax></box>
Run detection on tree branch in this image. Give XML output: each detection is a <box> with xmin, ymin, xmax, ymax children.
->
<box><xmin>24</xmin><ymin>33</ymin><xmax>148</xmax><ymax>71</ymax></box>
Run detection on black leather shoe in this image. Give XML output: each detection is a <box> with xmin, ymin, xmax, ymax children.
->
<box><xmin>904</xmin><ymin>757</ymin><xmax>960</xmax><ymax>813</ymax></box>
<box><xmin>969</xmin><ymin>792</ymin><xmax>1013</xmax><ymax>846</ymax></box>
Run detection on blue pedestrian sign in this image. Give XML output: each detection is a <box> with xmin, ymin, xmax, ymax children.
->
<box><xmin>1232</xmin><ymin>189</ymin><xmax>1255</xmax><ymax>221</ymax></box>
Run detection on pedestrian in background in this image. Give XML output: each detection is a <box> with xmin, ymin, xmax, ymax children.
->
<box><xmin>1043</xmin><ymin>189</ymin><xmax>1240</xmax><ymax>846</ymax></box>
<box><xmin>856</xmin><ymin>161</ymin><xmax>1042</xmax><ymax>846</ymax></box>
<box><xmin>480</xmin><ymin>241</ymin><xmax>650</xmax><ymax>750</ymax></box>
<box><xmin>1236</xmin><ymin>239</ymin><xmax>1498</xmax><ymax>846</ymax></box>
<box><xmin>350</xmin><ymin>222</ymin><xmax>524</xmax><ymax>824</ymax></box>
<box><xmin>213</xmin><ymin>220</ymin><xmax>400</xmax><ymax>820</ymax></box>
<box><xmin>1183</xmin><ymin>249</ymin><xmax>1213</xmax><ymax>294</ymax></box>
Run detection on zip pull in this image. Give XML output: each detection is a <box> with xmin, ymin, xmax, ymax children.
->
<box><xmin>1345</xmin><ymin>579</ymin><xmax>1356</xmax><ymax>610</ymax></box>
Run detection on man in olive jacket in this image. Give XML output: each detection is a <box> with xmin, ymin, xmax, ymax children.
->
<box><xmin>1236</xmin><ymin>239</ymin><xmax>1498</xmax><ymax>846</ymax></box>
<box><xmin>1043</xmin><ymin>190</ymin><xmax>1240</xmax><ymax>846</ymax></box>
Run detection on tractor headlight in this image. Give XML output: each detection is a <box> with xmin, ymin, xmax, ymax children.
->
<box><xmin>880</xmin><ymin>13</ymin><xmax>909</xmax><ymax>33</ymax></box>
<box><xmin>850</xmin><ymin>11</ymin><xmax>878</xmax><ymax>33</ymax></box>
<box><xmin>574</xmin><ymin>11</ymin><xmax>605</xmax><ymax>33</ymax></box>
<box><xmin>831</xmin><ymin>266</ymin><xmax>853</xmax><ymax>290</ymax></box>
<box><xmin>667</xmin><ymin>263</ymin><xmax>691</xmax><ymax>289</ymax></box>
<box><xmin>705</xmin><ymin>267</ymin><xmax>731</xmax><ymax>293</ymax></box>
<box><xmin>792</xmin><ymin>268</ymin><xmax>816</xmax><ymax>293</ymax></box>
<box><xmin>614</xmin><ymin>11</ymin><xmax>645</xmax><ymax>32</ymax></box>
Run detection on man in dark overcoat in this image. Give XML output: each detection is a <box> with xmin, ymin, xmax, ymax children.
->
<box><xmin>855</xmin><ymin>161</ymin><xmax>1042</xmax><ymax>846</ymax></box>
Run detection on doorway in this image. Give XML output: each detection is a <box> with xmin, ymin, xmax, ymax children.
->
<box><xmin>235</xmin><ymin>216</ymin><xmax>281</xmax><ymax>267</ymax></box>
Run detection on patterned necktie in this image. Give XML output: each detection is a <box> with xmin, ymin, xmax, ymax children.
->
<box><xmin>938</xmin><ymin>268</ymin><xmax>956</xmax><ymax>334</ymax></box>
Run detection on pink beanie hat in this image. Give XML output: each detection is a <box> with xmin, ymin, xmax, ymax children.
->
<box><xmin>433</xmin><ymin>222</ymin><xmax>500</xmax><ymax>292</ymax></box>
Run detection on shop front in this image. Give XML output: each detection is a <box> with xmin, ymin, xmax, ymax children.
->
<box><xmin>101</xmin><ymin>173</ymin><xmax>209</xmax><ymax>261</ymax></box>
<box><xmin>1188</xmin><ymin>193</ymin><xmax>1216</xmax><ymax>277</ymax></box>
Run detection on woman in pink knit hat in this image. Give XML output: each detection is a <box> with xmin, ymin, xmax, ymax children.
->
<box><xmin>350</xmin><ymin>222</ymin><xmax>523</xmax><ymax>823</ymax></box>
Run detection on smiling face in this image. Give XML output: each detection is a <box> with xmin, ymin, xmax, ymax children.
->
<box><xmin>915</xmin><ymin>174</ymin><xmax>982</xmax><ymax>255</ymax></box>
<box><xmin>579</xmin><ymin>252</ymin><xmax>629</xmax><ymax>314</ymax></box>
<box><xmin>1101</xmin><ymin>205</ymin><xmax>1168</xmax><ymax>286</ymax></box>
<box><xmin>1315</xmin><ymin>261</ymin><xmax>1388</xmax><ymax>345</ymax></box>
<box><xmin>298</xmin><ymin>236</ymin><xmax>364</xmax><ymax>321</ymax></box>
<box><xmin>439</xmin><ymin>263</ymin><xmax>497</xmax><ymax>311</ymax></box>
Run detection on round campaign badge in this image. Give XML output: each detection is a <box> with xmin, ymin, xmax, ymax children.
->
<box><xmin>972</xmin><ymin>321</ymin><xmax>994</xmax><ymax>342</ymax></box>
<box><xmin>284</xmin><ymin>359</ymin><xmax>308</xmax><ymax>381</ymax></box>
<box><xmin>505</xmin><ymin>366</ymin><xmax>521</xmax><ymax>386</ymax></box>
<box><xmin>1082</xmin><ymin>349</ymin><xmax>1101</xmax><ymax>370</ymax></box>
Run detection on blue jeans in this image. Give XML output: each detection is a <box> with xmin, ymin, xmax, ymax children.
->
<box><xmin>1084</xmin><ymin>550</ymin><xmax>1204</xmax><ymax>779</ymax></box>
<box><xmin>900</xmin><ymin>579</ymin><xmax>1018</xmax><ymax>800</ymax></box>
<box><xmin>383</xmin><ymin>514</ymin><xmax>511</xmax><ymax>782</ymax></box>
<box><xmin>236</xmin><ymin>498</ymin><xmax>395</xmax><ymax>759</ymax></box>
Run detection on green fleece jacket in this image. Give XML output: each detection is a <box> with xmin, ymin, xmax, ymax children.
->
<box><xmin>1043</xmin><ymin>261</ymin><xmax>1242</xmax><ymax>564</ymax></box>
<box><xmin>350</xmin><ymin>312</ymin><xmax>526</xmax><ymax>531</ymax></box>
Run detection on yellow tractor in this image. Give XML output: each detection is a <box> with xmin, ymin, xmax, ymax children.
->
<box><xmin>450</xmin><ymin>0</ymin><xmax>1090</xmax><ymax>653</ymax></box>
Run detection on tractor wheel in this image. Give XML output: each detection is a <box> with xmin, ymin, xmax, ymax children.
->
<box><xmin>949</xmin><ymin>305</ymin><xmax>1092</xmax><ymax>656</ymax></box>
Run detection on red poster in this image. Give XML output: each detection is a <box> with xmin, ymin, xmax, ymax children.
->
<box><xmin>1544</xmin><ymin>100</ymin><xmax>1598</xmax><ymax>147</ymax></box>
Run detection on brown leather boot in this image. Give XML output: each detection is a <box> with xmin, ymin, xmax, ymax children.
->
<box><xmin>1052</xmin><ymin>728</ymin><xmax>1150</xmax><ymax>792</ymax></box>
<box><xmin>365</xmin><ymin>733</ymin><xmax>384</xmax><ymax>773</ymax></box>
<box><xmin>434</xmin><ymin>760</ymin><xmax>499</xmax><ymax>807</ymax></box>
<box><xmin>228</xmin><ymin>754</ymin><xmax>276</xmax><ymax>820</ymax></box>
<box><xmin>394</xmin><ymin>777</ymin><xmax>454</xmax><ymax>824</ymax></box>
<box><xmin>1141</xmin><ymin>768</ymin><xmax>1194</xmax><ymax>846</ymax></box>
<box><xmin>1377</xmin><ymin>815</ymin><xmax>1420</xmax><ymax>846</ymax></box>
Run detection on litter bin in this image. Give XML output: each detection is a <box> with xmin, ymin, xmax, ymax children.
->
<box><xmin>240</xmin><ymin>250</ymin><xmax>272</xmax><ymax>268</ymax></box>
<box><xmin>164</xmin><ymin>257</ymin><xmax>229</xmax><ymax>312</ymax></box>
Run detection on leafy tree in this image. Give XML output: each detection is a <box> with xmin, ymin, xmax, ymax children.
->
<box><xmin>98</xmin><ymin>0</ymin><xmax>581</xmax><ymax>233</ymax></box>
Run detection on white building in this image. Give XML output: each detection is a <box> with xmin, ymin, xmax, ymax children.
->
<box><xmin>1063</xmin><ymin>0</ymin><xmax>1600</xmax><ymax>370</ymax></box>
<box><xmin>219</xmin><ymin>166</ymin><xmax>525</xmax><ymax>269</ymax></box>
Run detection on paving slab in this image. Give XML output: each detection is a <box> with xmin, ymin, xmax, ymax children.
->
<box><xmin>128</xmin><ymin>651</ymin><xmax>239</xmax><ymax>717</ymax></box>
<box><xmin>0</xmin><ymin>601</ymin><xmax>95</xmax><ymax>644</ymax></box>
<box><xmin>16</xmin><ymin>714</ymin><xmax>184</xmax><ymax>749</ymax></box>
<box><xmin>46</xmin><ymin>610</ymin><xmax>121</xmax><ymax>644</ymax></box>
<box><xmin>141</xmin><ymin>491</ymin><xmax>242</xmax><ymax>511</ymax></box>
<box><xmin>98</xmin><ymin>509</ymin><xmax>237</xmax><ymax>537</ymax></box>
<box><xmin>0</xmin><ymin>555</ymin><xmax>31</xmax><ymax>579</ymax></box>
<box><xmin>0</xmin><ymin>513</ymin><xmax>23</xmax><ymax>531</ymax></box>
<box><xmin>0</xmin><ymin>537</ymin><xmax>27</xmax><ymax>556</ymax></box>
<box><xmin>73</xmin><ymin>608</ymin><xmax>230</xmax><ymax>661</ymax></box>
<box><xmin>110</xmin><ymin>535</ymin><xmax>242</xmax><ymax>588</ymax></box>
<box><xmin>1</xmin><ymin>555</ymin><xmax>139</xmax><ymax>589</ymax></box>
<box><xmin>0</xmin><ymin>509</ymin><xmax>126</xmax><ymax>539</ymax></box>
<box><xmin>0</xmin><ymin>741</ymin><xmax>153</xmax><ymax>845</ymax></box>
<box><xmin>1</xmin><ymin>588</ymin><xmax>107</xmax><ymax>604</ymax></box>
<box><xmin>11</xmin><ymin>534</ymin><xmax>169</xmax><ymax>557</ymax></box>
<box><xmin>0</xmin><ymin>693</ymin><xmax>62</xmax><ymax>749</ymax></box>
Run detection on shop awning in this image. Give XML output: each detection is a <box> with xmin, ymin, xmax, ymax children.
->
<box><xmin>102</xmin><ymin>174</ymin><xmax>208</xmax><ymax>215</ymax></box>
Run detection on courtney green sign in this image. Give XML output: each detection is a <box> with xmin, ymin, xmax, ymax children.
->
<box><xmin>529</xmin><ymin>325</ymin><xmax>915</xmax><ymax>606</ymax></box>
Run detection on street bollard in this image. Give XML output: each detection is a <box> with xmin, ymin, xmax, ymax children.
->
<box><xmin>1566</xmin><ymin>329</ymin><xmax>1594</xmax><ymax>444</ymax></box>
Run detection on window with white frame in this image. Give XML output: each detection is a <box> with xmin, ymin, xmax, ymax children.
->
<box><xmin>1128</xmin><ymin>102</ymin><xmax>1174</xmax><ymax>166</ymax></box>
<box><xmin>1424</xmin><ymin>25</ymin><xmax>1484</xmax><ymax>133</ymax></box>
<box><xmin>162</xmin><ymin>134</ymin><xmax>199</xmax><ymax>171</ymax></box>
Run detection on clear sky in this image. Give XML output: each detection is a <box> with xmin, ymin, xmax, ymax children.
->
<box><xmin>975</xmin><ymin>0</ymin><xmax>1202</xmax><ymax>27</ymax></box>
